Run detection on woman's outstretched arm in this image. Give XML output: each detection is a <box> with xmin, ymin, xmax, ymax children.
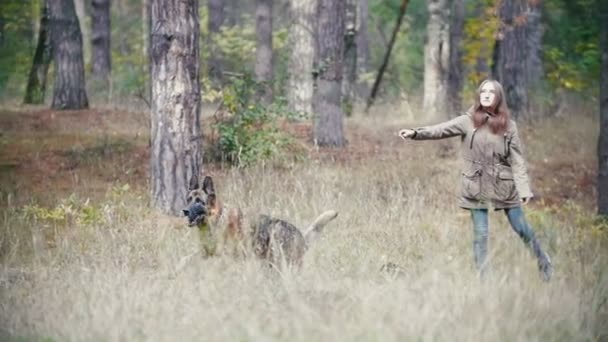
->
<box><xmin>399</xmin><ymin>114</ymin><xmax>470</xmax><ymax>140</ymax></box>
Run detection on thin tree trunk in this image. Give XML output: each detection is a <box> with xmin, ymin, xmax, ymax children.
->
<box><xmin>24</xmin><ymin>0</ymin><xmax>52</xmax><ymax>105</ymax></box>
<box><xmin>494</xmin><ymin>0</ymin><xmax>528</xmax><ymax>120</ymax></box>
<box><xmin>287</xmin><ymin>0</ymin><xmax>316</xmax><ymax>115</ymax></box>
<box><xmin>313</xmin><ymin>0</ymin><xmax>346</xmax><ymax>146</ymax></box>
<box><xmin>526</xmin><ymin>0</ymin><xmax>543</xmax><ymax>88</ymax></box>
<box><xmin>422</xmin><ymin>0</ymin><xmax>450</xmax><ymax>118</ymax></box>
<box><xmin>207</xmin><ymin>0</ymin><xmax>224</xmax><ymax>83</ymax></box>
<box><xmin>143</xmin><ymin>0</ymin><xmax>151</xmax><ymax>102</ymax></box>
<box><xmin>150</xmin><ymin>0</ymin><xmax>202</xmax><ymax>215</ymax></box>
<box><xmin>598</xmin><ymin>0</ymin><xmax>608</xmax><ymax>215</ymax></box>
<box><xmin>91</xmin><ymin>0</ymin><xmax>111</xmax><ymax>87</ymax></box>
<box><xmin>255</xmin><ymin>0</ymin><xmax>273</xmax><ymax>103</ymax></box>
<box><xmin>447</xmin><ymin>0</ymin><xmax>464</xmax><ymax>115</ymax></box>
<box><xmin>342</xmin><ymin>0</ymin><xmax>357</xmax><ymax>117</ymax></box>
<box><xmin>74</xmin><ymin>0</ymin><xmax>90</xmax><ymax>66</ymax></box>
<box><xmin>356</xmin><ymin>0</ymin><xmax>370</xmax><ymax>98</ymax></box>
<box><xmin>48</xmin><ymin>0</ymin><xmax>89</xmax><ymax>109</ymax></box>
<box><xmin>365</xmin><ymin>0</ymin><xmax>409</xmax><ymax>113</ymax></box>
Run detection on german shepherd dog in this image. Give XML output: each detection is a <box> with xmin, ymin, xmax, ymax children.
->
<box><xmin>183</xmin><ymin>175</ymin><xmax>338</xmax><ymax>268</ymax></box>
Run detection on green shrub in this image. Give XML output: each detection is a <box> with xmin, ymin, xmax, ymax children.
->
<box><xmin>209</xmin><ymin>74</ymin><xmax>306</xmax><ymax>167</ymax></box>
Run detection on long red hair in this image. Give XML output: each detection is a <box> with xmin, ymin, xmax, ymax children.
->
<box><xmin>469</xmin><ymin>79</ymin><xmax>510</xmax><ymax>135</ymax></box>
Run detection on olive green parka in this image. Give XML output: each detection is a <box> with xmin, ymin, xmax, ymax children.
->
<box><xmin>411</xmin><ymin>112</ymin><xmax>532</xmax><ymax>210</ymax></box>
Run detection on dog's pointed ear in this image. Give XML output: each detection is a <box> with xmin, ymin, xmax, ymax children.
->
<box><xmin>189</xmin><ymin>174</ymin><xmax>200</xmax><ymax>191</ymax></box>
<box><xmin>202</xmin><ymin>176</ymin><xmax>217</xmax><ymax>206</ymax></box>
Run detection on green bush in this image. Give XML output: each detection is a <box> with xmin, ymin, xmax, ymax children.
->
<box><xmin>209</xmin><ymin>74</ymin><xmax>306</xmax><ymax>167</ymax></box>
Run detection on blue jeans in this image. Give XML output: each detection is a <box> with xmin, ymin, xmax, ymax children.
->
<box><xmin>470</xmin><ymin>207</ymin><xmax>551</xmax><ymax>279</ymax></box>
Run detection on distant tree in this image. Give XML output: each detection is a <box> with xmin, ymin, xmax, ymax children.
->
<box><xmin>598</xmin><ymin>0</ymin><xmax>608</xmax><ymax>215</ymax></box>
<box><xmin>447</xmin><ymin>0</ymin><xmax>464</xmax><ymax>114</ymax></box>
<box><xmin>91</xmin><ymin>0</ymin><xmax>111</xmax><ymax>87</ymax></box>
<box><xmin>526</xmin><ymin>0</ymin><xmax>543</xmax><ymax>87</ymax></box>
<box><xmin>255</xmin><ymin>0</ymin><xmax>273</xmax><ymax>103</ymax></box>
<box><xmin>24</xmin><ymin>0</ymin><xmax>52</xmax><ymax>105</ymax></box>
<box><xmin>313</xmin><ymin>0</ymin><xmax>346</xmax><ymax>147</ymax></box>
<box><xmin>74</xmin><ymin>0</ymin><xmax>90</xmax><ymax>65</ymax></box>
<box><xmin>150</xmin><ymin>0</ymin><xmax>202</xmax><ymax>215</ymax></box>
<box><xmin>355</xmin><ymin>0</ymin><xmax>370</xmax><ymax>97</ymax></box>
<box><xmin>342</xmin><ymin>0</ymin><xmax>357</xmax><ymax>116</ymax></box>
<box><xmin>423</xmin><ymin>0</ymin><xmax>450</xmax><ymax>118</ymax></box>
<box><xmin>207</xmin><ymin>0</ymin><xmax>224</xmax><ymax>83</ymax></box>
<box><xmin>48</xmin><ymin>0</ymin><xmax>88</xmax><ymax>109</ymax></box>
<box><xmin>287</xmin><ymin>0</ymin><xmax>316</xmax><ymax>115</ymax></box>
<box><xmin>493</xmin><ymin>0</ymin><xmax>528</xmax><ymax>120</ymax></box>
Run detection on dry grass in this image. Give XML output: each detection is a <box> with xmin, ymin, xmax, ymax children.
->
<box><xmin>0</xmin><ymin>103</ymin><xmax>606</xmax><ymax>341</ymax></box>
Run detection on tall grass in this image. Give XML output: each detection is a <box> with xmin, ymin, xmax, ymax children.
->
<box><xmin>0</xmin><ymin>107</ymin><xmax>606</xmax><ymax>341</ymax></box>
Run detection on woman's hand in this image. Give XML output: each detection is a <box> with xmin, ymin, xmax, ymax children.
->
<box><xmin>521</xmin><ymin>196</ymin><xmax>533</xmax><ymax>205</ymax></box>
<box><xmin>399</xmin><ymin>128</ymin><xmax>416</xmax><ymax>140</ymax></box>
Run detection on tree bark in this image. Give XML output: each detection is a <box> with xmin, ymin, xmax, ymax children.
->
<box><xmin>313</xmin><ymin>0</ymin><xmax>346</xmax><ymax>147</ymax></box>
<box><xmin>447</xmin><ymin>0</ymin><xmax>464</xmax><ymax>115</ymax></box>
<box><xmin>355</xmin><ymin>0</ymin><xmax>370</xmax><ymax>97</ymax></box>
<box><xmin>255</xmin><ymin>0</ymin><xmax>273</xmax><ymax>103</ymax></box>
<box><xmin>24</xmin><ymin>0</ymin><xmax>52</xmax><ymax>105</ymax></box>
<box><xmin>423</xmin><ymin>0</ymin><xmax>450</xmax><ymax>118</ymax></box>
<box><xmin>150</xmin><ymin>0</ymin><xmax>202</xmax><ymax>215</ymax></box>
<box><xmin>207</xmin><ymin>0</ymin><xmax>224</xmax><ymax>83</ymax></box>
<box><xmin>598</xmin><ymin>0</ymin><xmax>608</xmax><ymax>215</ymax></box>
<box><xmin>494</xmin><ymin>0</ymin><xmax>528</xmax><ymax>120</ymax></box>
<box><xmin>342</xmin><ymin>0</ymin><xmax>357</xmax><ymax>116</ymax></box>
<box><xmin>91</xmin><ymin>0</ymin><xmax>111</xmax><ymax>85</ymax></box>
<box><xmin>48</xmin><ymin>0</ymin><xmax>89</xmax><ymax>109</ymax></box>
<box><xmin>287</xmin><ymin>0</ymin><xmax>316</xmax><ymax>115</ymax></box>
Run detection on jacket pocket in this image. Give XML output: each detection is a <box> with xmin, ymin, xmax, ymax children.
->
<box><xmin>495</xmin><ymin>169</ymin><xmax>517</xmax><ymax>201</ymax></box>
<box><xmin>461</xmin><ymin>169</ymin><xmax>482</xmax><ymax>200</ymax></box>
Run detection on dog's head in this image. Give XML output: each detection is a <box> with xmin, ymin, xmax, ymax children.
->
<box><xmin>183</xmin><ymin>175</ymin><xmax>217</xmax><ymax>227</ymax></box>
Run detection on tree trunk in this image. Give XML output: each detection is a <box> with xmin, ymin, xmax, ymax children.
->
<box><xmin>494</xmin><ymin>0</ymin><xmax>528</xmax><ymax>120</ymax></box>
<box><xmin>48</xmin><ymin>0</ymin><xmax>89</xmax><ymax>109</ymax></box>
<box><xmin>24</xmin><ymin>0</ymin><xmax>52</xmax><ymax>105</ymax></box>
<box><xmin>91</xmin><ymin>0</ymin><xmax>111</xmax><ymax>86</ymax></box>
<box><xmin>423</xmin><ymin>0</ymin><xmax>450</xmax><ymax>118</ymax></box>
<box><xmin>526</xmin><ymin>0</ymin><xmax>543</xmax><ymax>88</ymax></box>
<box><xmin>342</xmin><ymin>0</ymin><xmax>357</xmax><ymax>116</ymax></box>
<box><xmin>447</xmin><ymin>0</ymin><xmax>464</xmax><ymax>115</ymax></box>
<box><xmin>150</xmin><ymin>0</ymin><xmax>202</xmax><ymax>215</ymax></box>
<box><xmin>74</xmin><ymin>0</ymin><xmax>90</xmax><ymax>66</ymax></box>
<box><xmin>598</xmin><ymin>0</ymin><xmax>608</xmax><ymax>215</ymax></box>
<box><xmin>287</xmin><ymin>0</ymin><xmax>316</xmax><ymax>115</ymax></box>
<box><xmin>207</xmin><ymin>0</ymin><xmax>224</xmax><ymax>83</ymax></box>
<box><xmin>355</xmin><ymin>0</ymin><xmax>370</xmax><ymax>97</ymax></box>
<box><xmin>255</xmin><ymin>0</ymin><xmax>273</xmax><ymax>103</ymax></box>
<box><xmin>143</xmin><ymin>0</ymin><xmax>152</xmax><ymax>102</ymax></box>
<box><xmin>313</xmin><ymin>0</ymin><xmax>346</xmax><ymax>147</ymax></box>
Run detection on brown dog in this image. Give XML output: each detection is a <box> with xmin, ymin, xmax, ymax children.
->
<box><xmin>183</xmin><ymin>175</ymin><xmax>338</xmax><ymax>268</ymax></box>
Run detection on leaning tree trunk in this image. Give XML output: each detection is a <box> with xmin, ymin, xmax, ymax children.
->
<box><xmin>423</xmin><ymin>0</ymin><xmax>450</xmax><ymax>119</ymax></box>
<box><xmin>207</xmin><ymin>0</ymin><xmax>224</xmax><ymax>83</ymax></box>
<box><xmin>48</xmin><ymin>0</ymin><xmax>89</xmax><ymax>109</ymax></box>
<box><xmin>355</xmin><ymin>0</ymin><xmax>370</xmax><ymax>98</ymax></box>
<box><xmin>287</xmin><ymin>0</ymin><xmax>316</xmax><ymax>115</ymax></box>
<box><xmin>24</xmin><ymin>0</ymin><xmax>52</xmax><ymax>105</ymax></box>
<box><xmin>74</xmin><ymin>0</ymin><xmax>90</xmax><ymax>65</ymax></box>
<box><xmin>494</xmin><ymin>0</ymin><xmax>528</xmax><ymax>120</ymax></box>
<box><xmin>255</xmin><ymin>0</ymin><xmax>273</xmax><ymax>103</ymax></box>
<box><xmin>342</xmin><ymin>0</ymin><xmax>357</xmax><ymax>117</ymax></box>
<box><xmin>91</xmin><ymin>0</ymin><xmax>111</xmax><ymax>87</ymax></box>
<box><xmin>150</xmin><ymin>0</ymin><xmax>202</xmax><ymax>215</ymax></box>
<box><xmin>313</xmin><ymin>0</ymin><xmax>346</xmax><ymax>147</ymax></box>
<box><xmin>598</xmin><ymin>0</ymin><xmax>608</xmax><ymax>215</ymax></box>
<box><xmin>447</xmin><ymin>0</ymin><xmax>464</xmax><ymax>115</ymax></box>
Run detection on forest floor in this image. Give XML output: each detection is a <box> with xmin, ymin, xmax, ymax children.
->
<box><xmin>0</xmin><ymin>105</ymin><xmax>597</xmax><ymax>210</ymax></box>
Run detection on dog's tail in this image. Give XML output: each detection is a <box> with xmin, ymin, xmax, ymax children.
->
<box><xmin>303</xmin><ymin>210</ymin><xmax>338</xmax><ymax>245</ymax></box>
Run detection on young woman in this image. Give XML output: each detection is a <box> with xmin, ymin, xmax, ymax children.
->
<box><xmin>399</xmin><ymin>79</ymin><xmax>553</xmax><ymax>281</ymax></box>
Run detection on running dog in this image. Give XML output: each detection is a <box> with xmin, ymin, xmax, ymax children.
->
<box><xmin>182</xmin><ymin>175</ymin><xmax>338</xmax><ymax>268</ymax></box>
